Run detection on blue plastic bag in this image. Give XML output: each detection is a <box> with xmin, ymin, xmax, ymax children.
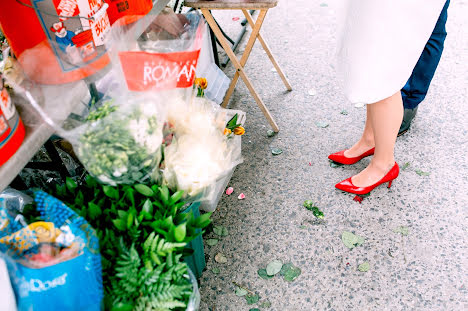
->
<box><xmin>0</xmin><ymin>191</ymin><xmax>103</xmax><ymax>311</ymax></box>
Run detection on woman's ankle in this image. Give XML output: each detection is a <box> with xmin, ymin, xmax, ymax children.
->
<box><xmin>360</xmin><ymin>136</ymin><xmax>375</xmax><ymax>149</ymax></box>
<box><xmin>370</xmin><ymin>158</ymin><xmax>395</xmax><ymax>172</ymax></box>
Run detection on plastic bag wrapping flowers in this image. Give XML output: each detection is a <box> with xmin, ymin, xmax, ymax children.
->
<box><xmin>162</xmin><ymin>95</ymin><xmax>244</xmax><ymax>204</ymax></box>
<box><xmin>0</xmin><ymin>191</ymin><xmax>103</xmax><ymax>311</ymax></box>
<box><xmin>68</xmin><ymin>94</ymin><xmax>166</xmax><ymax>185</ymax></box>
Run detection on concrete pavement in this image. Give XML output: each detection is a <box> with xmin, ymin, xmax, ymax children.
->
<box><xmin>198</xmin><ymin>0</ymin><xmax>468</xmax><ymax>310</ymax></box>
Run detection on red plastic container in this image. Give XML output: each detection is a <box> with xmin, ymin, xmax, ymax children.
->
<box><xmin>0</xmin><ymin>0</ymin><xmax>111</xmax><ymax>85</ymax></box>
<box><xmin>105</xmin><ymin>0</ymin><xmax>153</xmax><ymax>25</ymax></box>
<box><xmin>0</xmin><ymin>87</ymin><xmax>25</xmax><ymax>167</ymax></box>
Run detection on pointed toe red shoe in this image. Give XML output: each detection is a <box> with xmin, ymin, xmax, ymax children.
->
<box><xmin>335</xmin><ymin>162</ymin><xmax>400</xmax><ymax>195</ymax></box>
<box><xmin>328</xmin><ymin>148</ymin><xmax>375</xmax><ymax>165</ymax></box>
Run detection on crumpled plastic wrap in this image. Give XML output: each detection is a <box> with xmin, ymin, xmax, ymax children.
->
<box><xmin>162</xmin><ymin>95</ymin><xmax>243</xmax><ymax>205</ymax></box>
<box><xmin>62</xmin><ymin>94</ymin><xmax>166</xmax><ymax>185</ymax></box>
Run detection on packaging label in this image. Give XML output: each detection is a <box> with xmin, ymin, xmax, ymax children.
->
<box><xmin>118</xmin><ymin>19</ymin><xmax>205</xmax><ymax>92</ymax></box>
<box><xmin>32</xmin><ymin>0</ymin><xmax>110</xmax><ymax>72</ymax></box>
<box><xmin>119</xmin><ymin>50</ymin><xmax>201</xmax><ymax>91</ymax></box>
<box><xmin>7</xmin><ymin>252</ymin><xmax>102</xmax><ymax>311</ymax></box>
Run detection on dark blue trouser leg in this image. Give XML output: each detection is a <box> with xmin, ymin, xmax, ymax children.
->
<box><xmin>401</xmin><ymin>0</ymin><xmax>450</xmax><ymax>109</ymax></box>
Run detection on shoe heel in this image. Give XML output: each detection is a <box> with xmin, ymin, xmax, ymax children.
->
<box><xmin>388</xmin><ymin>180</ymin><xmax>393</xmax><ymax>188</ymax></box>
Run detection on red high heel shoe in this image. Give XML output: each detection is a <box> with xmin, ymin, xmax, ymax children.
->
<box><xmin>328</xmin><ymin>147</ymin><xmax>375</xmax><ymax>165</ymax></box>
<box><xmin>335</xmin><ymin>162</ymin><xmax>399</xmax><ymax>195</ymax></box>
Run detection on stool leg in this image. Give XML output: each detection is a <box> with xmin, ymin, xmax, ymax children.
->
<box><xmin>201</xmin><ymin>9</ymin><xmax>279</xmax><ymax>132</ymax></box>
<box><xmin>242</xmin><ymin>10</ymin><xmax>292</xmax><ymax>91</ymax></box>
<box><xmin>222</xmin><ymin>9</ymin><xmax>269</xmax><ymax>108</ymax></box>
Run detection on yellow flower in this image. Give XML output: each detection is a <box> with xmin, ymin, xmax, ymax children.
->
<box><xmin>195</xmin><ymin>77</ymin><xmax>208</xmax><ymax>90</ymax></box>
<box><xmin>224</xmin><ymin>128</ymin><xmax>232</xmax><ymax>135</ymax></box>
<box><xmin>233</xmin><ymin>126</ymin><xmax>245</xmax><ymax>136</ymax></box>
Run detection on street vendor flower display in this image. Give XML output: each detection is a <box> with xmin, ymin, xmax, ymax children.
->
<box><xmin>74</xmin><ymin>98</ymin><xmax>164</xmax><ymax>186</ymax></box>
<box><xmin>162</xmin><ymin>95</ymin><xmax>243</xmax><ymax>200</ymax></box>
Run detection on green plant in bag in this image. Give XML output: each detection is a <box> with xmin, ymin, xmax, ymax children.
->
<box><xmin>77</xmin><ymin>103</ymin><xmax>163</xmax><ymax>185</ymax></box>
<box><xmin>50</xmin><ymin>175</ymin><xmax>212</xmax><ymax>308</ymax></box>
<box><xmin>109</xmin><ymin>235</ymin><xmax>193</xmax><ymax>311</ymax></box>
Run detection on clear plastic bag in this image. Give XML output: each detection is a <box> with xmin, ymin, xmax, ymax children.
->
<box><xmin>0</xmin><ymin>190</ymin><xmax>103</xmax><ymax>311</ymax></box>
<box><xmin>186</xmin><ymin>267</ymin><xmax>201</xmax><ymax>311</ymax></box>
<box><xmin>162</xmin><ymin>95</ymin><xmax>244</xmax><ymax>205</ymax></box>
<box><xmin>60</xmin><ymin>93</ymin><xmax>166</xmax><ymax>185</ymax></box>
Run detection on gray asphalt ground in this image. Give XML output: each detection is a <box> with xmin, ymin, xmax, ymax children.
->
<box><xmin>197</xmin><ymin>0</ymin><xmax>468</xmax><ymax>310</ymax></box>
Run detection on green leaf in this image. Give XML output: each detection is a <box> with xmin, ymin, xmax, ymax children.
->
<box><xmin>260</xmin><ymin>300</ymin><xmax>272</xmax><ymax>308</ymax></box>
<box><xmin>341</xmin><ymin>231</ymin><xmax>365</xmax><ymax>249</ymax></box>
<box><xmin>142</xmin><ymin>199</ymin><xmax>153</xmax><ymax>215</ymax></box>
<box><xmin>126</xmin><ymin>212</ymin><xmax>134</xmax><ymax>229</ymax></box>
<box><xmin>213</xmin><ymin>225</ymin><xmax>229</xmax><ymax>237</ymax></box>
<box><xmin>85</xmin><ymin>175</ymin><xmax>97</xmax><ymax>188</ymax></box>
<box><xmin>159</xmin><ymin>187</ymin><xmax>170</xmax><ymax>204</ymax></box>
<box><xmin>271</xmin><ymin>147</ymin><xmax>283</xmax><ymax>155</ymax></box>
<box><xmin>257</xmin><ymin>268</ymin><xmax>273</xmax><ymax>280</ymax></box>
<box><xmin>283</xmin><ymin>265</ymin><xmax>301</xmax><ymax>282</ymax></box>
<box><xmin>103</xmin><ymin>185</ymin><xmax>119</xmax><ymax>200</ymax></box>
<box><xmin>117</xmin><ymin>210</ymin><xmax>128</xmax><ymax>220</ymax></box>
<box><xmin>169</xmin><ymin>190</ymin><xmax>185</xmax><ymax>204</ymax></box>
<box><xmin>113</xmin><ymin>219</ymin><xmax>126</xmax><ymax>231</ymax></box>
<box><xmin>134</xmin><ymin>184</ymin><xmax>154</xmax><ymax>196</ymax></box>
<box><xmin>266</xmin><ymin>259</ymin><xmax>283</xmax><ymax>276</ymax></box>
<box><xmin>66</xmin><ymin>177</ymin><xmax>77</xmax><ymax>193</ymax></box>
<box><xmin>212</xmin><ymin>267</ymin><xmax>220</xmax><ymax>274</ymax></box>
<box><xmin>245</xmin><ymin>293</ymin><xmax>260</xmax><ymax>305</ymax></box>
<box><xmin>358</xmin><ymin>262</ymin><xmax>370</xmax><ymax>272</ymax></box>
<box><xmin>249</xmin><ymin>309</ymin><xmax>261</xmax><ymax>311</ymax></box>
<box><xmin>415</xmin><ymin>169</ymin><xmax>430</xmax><ymax>176</ymax></box>
<box><xmin>206</xmin><ymin>239</ymin><xmax>219</xmax><ymax>246</ymax></box>
<box><xmin>226</xmin><ymin>114</ymin><xmax>238</xmax><ymax>129</ymax></box>
<box><xmin>194</xmin><ymin>212</ymin><xmax>212</xmax><ymax>228</ymax></box>
<box><xmin>315</xmin><ymin>121</ymin><xmax>329</xmax><ymax>128</ymax></box>
<box><xmin>174</xmin><ymin>223</ymin><xmax>187</xmax><ymax>242</ymax></box>
<box><xmin>111</xmin><ymin>303</ymin><xmax>134</xmax><ymax>311</ymax></box>
<box><xmin>303</xmin><ymin>201</ymin><xmax>324</xmax><ymax>219</ymax></box>
<box><xmin>280</xmin><ymin>263</ymin><xmax>294</xmax><ymax>276</ymax></box>
<box><xmin>74</xmin><ymin>190</ymin><xmax>84</xmax><ymax>206</ymax></box>
<box><xmin>235</xmin><ymin>287</ymin><xmax>248</xmax><ymax>297</ymax></box>
<box><xmin>88</xmin><ymin>202</ymin><xmax>102</xmax><ymax>219</ymax></box>
<box><xmin>267</xmin><ymin>130</ymin><xmax>276</xmax><ymax>137</ymax></box>
<box><xmin>126</xmin><ymin>188</ymin><xmax>135</xmax><ymax>207</ymax></box>
<box><xmin>401</xmin><ymin>162</ymin><xmax>411</xmax><ymax>170</ymax></box>
<box><xmin>393</xmin><ymin>226</ymin><xmax>409</xmax><ymax>236</ymax></box>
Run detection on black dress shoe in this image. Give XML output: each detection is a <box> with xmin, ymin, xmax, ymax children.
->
<box><xmin>398</xmin><ymin>107</ymin><xmax>418</xmax><ymax>136</ymax></box>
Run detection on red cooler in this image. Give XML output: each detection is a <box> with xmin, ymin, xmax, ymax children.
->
<box><xmin>105</xmin><ymin>0</ymin><xmax>153</xmax><ymax>25</ymax></box>
<box><xmin>0</xmin><ymin>0</ymin><xmax>111</xmax><ymax>84</ymax></box>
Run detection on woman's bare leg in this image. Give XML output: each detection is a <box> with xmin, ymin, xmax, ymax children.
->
<box><xmin>352</xmin><ymin>92</ymin><xmax>404</xmax><ymax>187</ymax></box>
<box><xmin>344</xmin><ymin>104</ymin><xmax>375</xmax><ymax>157</ymax></box>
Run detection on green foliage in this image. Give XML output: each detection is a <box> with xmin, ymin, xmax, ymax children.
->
<box><xmin>303</xmin><ymin>200</ymin><xmax>324</xmax><ymax>219</ymax></box>
<box><xmin>225</xmin><ymin>114</ymin><xmax>242</xmax><ymax>131</ymax></box>
<box><xmin>341</xmin><ymin>231</ymin><xmax>365</xmax><ymax>249</ymax></box>
<box><xmin>110</xmin><ymin>236</ymin><xmax>192</xmax><ymax>311</ymax></box>
<box><xmin>50</xmin><ymin>175</ymin><xmax>212</xmax><ymax>310</ymax></box>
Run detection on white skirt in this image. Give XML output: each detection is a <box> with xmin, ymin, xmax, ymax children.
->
<box><xmin>338</xmin><ymin>0</ymin><xmax>447</xmax><ymax>104</ymax></box>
